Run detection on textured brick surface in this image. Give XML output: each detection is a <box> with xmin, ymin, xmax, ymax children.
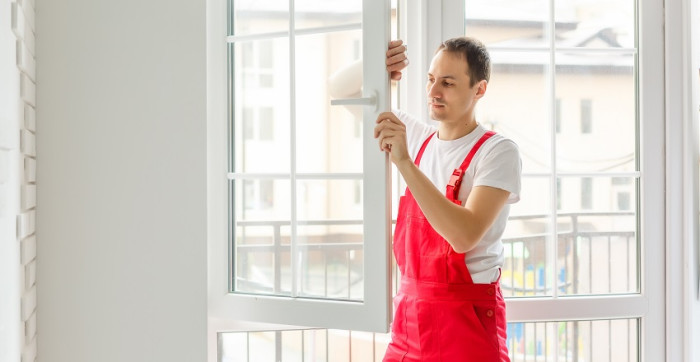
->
<box><xmin>21</xmin><ymin>235</ymin><xmax>36</xmax><ymax>264</ymax></box>
<box><xmin>24</xmin><ymin>104</ymin><xmax>35</xmax><ymax>131</ymax></box>
<box><xmin>24</xmin><ymin>156</ymin><xmax>35</xmax><ymax>183</ymax></box>
<box><xmin>11</xmin><ymin>2</ymin><xmax>25</xmax><ymax>39</ymax></box>
<box><xmin>19</xmin><ymin>0</ymin><xmax>34</xmax><ymax>32</ymax></box>
<box><xmin>20</xmin><ymin>338</ymin><xmax>36</xmax><ymax>362</ymax></box>
<box><xmin>20</xmin><ymin>74</ymin><xmax>35</xmax><ymax>106</ymax></box>
<box><xmin>6</xmin><ymin>2</ymin><xmax>37</xmax><ymax>362</ymax></box>
<box><xmin>17</xmin><ymin>40</ymin><xmax>35</xmax><ymax>81</ymax></box>
<box><xmin>17</xmin><ymin>211</ymin><xmax>35</xmax><ymax>239</ymax></box>
<box><xmin>24</xmin><ymin>312</ymin><xmax>36</xmax><ymax>340</ymax></box>
<box><xmin>21</xmin><ymin>185</ymin><xmax>36</xmax><ymax>210</ymax></box>
<box><xmin>25</xmin><ymin>261</ymin><xmax>36</xmax><ymax>288</ymax></box>
<box><xmin>20</xmin><ymin>129</ymin><xmax>35</xmax><ymax>156</ymax></box>
<box><xmin>21</xmin><ymin>286</ymin><xmax>36</xmax><ymax>321</ymax></box>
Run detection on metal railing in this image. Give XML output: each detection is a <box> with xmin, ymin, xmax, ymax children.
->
<box><xmin>233</xmin><ymin>211</ymin><xmax>637</xmax><ymax>298</ymax></box>
<box><xmin>226</xmin><ymin>211</ymin><xmax>638</xmax><ymax>362</ymax></box>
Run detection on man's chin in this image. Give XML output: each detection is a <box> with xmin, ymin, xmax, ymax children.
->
<box><xmin>429</xmin><ymin>110</ymin><xmax>446</xmax><ymax>121</ymax></box>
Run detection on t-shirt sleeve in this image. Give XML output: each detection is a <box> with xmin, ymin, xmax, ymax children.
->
<box><xmin>473</xmin><ymin>139</ymin><xmax>522</xmax><ymax>204</ymax></box>
<box><xmin>392</xmin><ymin>108</ymin><xmax>436</xmax><ymax>159</ymax></box>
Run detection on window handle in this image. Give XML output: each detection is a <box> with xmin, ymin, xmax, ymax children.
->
<box><xmin>330</xmin><ymin>90</ymin><xmax>378</xmax><ymax>111</ymax></box>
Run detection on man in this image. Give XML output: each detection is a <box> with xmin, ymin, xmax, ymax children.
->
<box><xmin>377</xmin><ymin>37</ymin><xmax>521</xmax><ymax>361</ymax></box>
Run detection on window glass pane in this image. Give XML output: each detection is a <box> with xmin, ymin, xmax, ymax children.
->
<box><xmin>297</xmin><ymin>227</ymin><xmax>363</xmax><ymax>300</ymax></box>
<box><xmin>297</xmin><ymin>179</ymin><xmax>362</xmax><ymax>221</ymax></box>
<box><xmin>464</xmin><ymin>0</ymin><xmax>550</xmax><ymax>46</ymax></box>
<box><xmin>303</xmin><ymin>329</ymin><xmax>328</xmax><ymax>360</ymax></box>
<box><xmin>220</xmin><ymin>331</ymin><xmax>248</xmax><ymax>361</ymax></box>
<box><xmin>232</xmin><ymin>179</ymin><xmax>292</xmax><ymax>295</ymax></box>
<box><xmin>233</xmin><ymin>179</ymin><xmax>291</xmax><ymax>221</ymax></box>
<box><xmin>281</xmin><ymin>330</ymin><xmax>303</xmax><ymax>362</ymax></box>
<box><xmin>248</xmin><ymin>331</ymin><xmax>277</xmax><ymax>362</ymax></box>
<box><xmin>234</xmin><ymin>223</ymin><xmax>292</xmax><ymax>296</ymax></box>
<box><xmin>295</xmin><ymin>0</ymin><xmax>361</xmax><ymax>30</ymax></box>
<box><xmin>350</xmin><ymin>331</ymin><xmax>375</xmax><ymax>362</ymax></box>
<box><xmin>259</xmin><ymin>108</ymin><xmax>274</xmax><ymax>140</ymax></box>
<box><xmin>220</xmin><ymin>319</ymin><xmax>638</xmax><ymax>361</ymax></box>
<box><xmin>230</xmin><ymin>0</ymin><xmax>289</xmax><ymax>36</ymax></box>
<box><xmin>228</xmin><ymin>0</ymin><xmax>373</xmax><ymax>307</ymax></box>
<box><xmin>295</xmin><ymin>31</ymin><xmax>363</xmax><ymax>174</ymax></box>
<box><xmin>503</xmin><ymin>176</ymin><xmax>553</xmax><ymax>297</ymax></box>
<box><xmin>478</xmin><ymin>51</ymin><xmax>551</xmax><ymax>173</ymax></box>
<box><xmin>555</xmin><ymin>0</ymin><xmax>635</xmax><ymax>49</ymax></box>
<box><xmin>581</xmin><ymin>177</ymin><xmax>592</xmax><ymax>209</ymax></box>
<box><xmin>580</xmin><ymin>98</ymin><xmax>592</xmax><ymax>133</ymax></box>
<box><xmin>555</xmin><ymin>98</ymin><xmax>562</xmax><ymax>133</ymax></box>
<box><xmin>555</xmin><ymin>60</ymin><xmax>636</xmax><ymax>173</ymax></box>
<box><xmin>557</xmin><ymin>176</ymin><xmax>638</xmax><ymax>295</ymax></box>
<box><xmin>232</xmin><ymin>39</ymin><xmax>291</xmax><ymax>173</ymax></box>
<box><xmin>506</xmin><ymin>319</ymin><xmax>639</xmax><ymax>361</ymax></box>
<box><xmin>295</xmin><ymin>179</ymin><xmax>363</xmax><ymax>300</ymax></box>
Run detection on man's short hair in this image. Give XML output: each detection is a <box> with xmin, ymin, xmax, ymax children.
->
<box><xmin>436</xmin><ymin>37</ymin><xmax>491</xmax><ymax>86</ymax></box>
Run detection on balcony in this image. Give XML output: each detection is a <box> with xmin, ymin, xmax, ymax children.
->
<box><xmin>225</xmin><ymin>211</ymin><xmax>639</xmax><ymax>361</ymax></box>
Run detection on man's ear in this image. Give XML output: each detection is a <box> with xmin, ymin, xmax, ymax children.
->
<box><xmin>474</xmin><ymin>79</ymin><xmax>488</xmax><ymax>100</ymax></box>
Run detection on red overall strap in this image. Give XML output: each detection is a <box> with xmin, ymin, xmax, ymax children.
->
<box><xmin>446</xmin><ymin>131</ymin><xmax>496</xmax><ymax>203</ymax></box>
<box><xmin>414</xmin><ymin>132</ymin><xmax>436</xmax><ymax>166</ymax></box>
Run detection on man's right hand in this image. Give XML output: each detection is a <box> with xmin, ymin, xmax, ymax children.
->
<box><xmin>386</xmin><ymin>40</ymin><xmax>409</xmax><ymax>81</ymax></box>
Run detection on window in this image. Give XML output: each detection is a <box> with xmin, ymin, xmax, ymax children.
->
<box><xmin>581</xmin><ymin>177</ymin><xmax>593</xmax><ymax>209</ymax></box>
<box><xmin>557</xmin><ymin>177</ymin><xmax>562</xmax><ymax>210</ymax></box>
<box><xmin>617</xmin><ymin>192</ymin><xmax>631</xmax><ymax>210</ymax></box>
<box><xmin>208</xmin><ymin>0</ymin><xmax>394</xmax><ymax>333</ymax></box>
<box><xmin>208</xmin><ymin>0</ymin><xmax>665</xmax><ymax>360</ymax></box>
<box><xmin>241</xmin><ymin>41</ymin><xmax>275</xmax><ymax>89</ymax></box>
<box><xmin>581</xmin><ymin>99</ymin><xmax>592</xmax><ymax>134</ymax></box>
<box><xmin>243</xmin><ymin>179</ymin><xmax>274</xmax><ymax>211</ymax></box>
<box><xmin>243</xmin><ymin>107</ymin><xmax>274</xmax><ymax>141</ymax></box>
<box><xmin>461</xmin><ymin>0</ymin><xmax>663</xmax><ymax>360</ymax></box>
<box><xmin>555</xmin><ymin>98</ymin><xmax>562</xmax><ymax>133</ymax></box>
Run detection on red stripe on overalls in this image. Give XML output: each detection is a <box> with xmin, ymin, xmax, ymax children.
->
<box><xmin>384</xmin><ymin>130</ymin><xmax>509</xmax><ymax>362</ymax></box>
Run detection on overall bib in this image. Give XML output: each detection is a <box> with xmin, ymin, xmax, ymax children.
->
<box><xmin>384</xmin><ymin>131</ymin><xmax>510</xmax><ymax>362</ymax></box>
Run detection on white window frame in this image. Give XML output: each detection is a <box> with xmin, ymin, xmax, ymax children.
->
<box><xmin>207</xmin><ymin>0</ymin><xmax>670</xmax><ymax>360</ymax></box>
<box><xmin>206</xmin><ymin>0</ymin><xmax>394</xmax><ymax>351</ymax></box>
<box><xmin>433</xmin><ymin>0</ymin><xmax>665</xmax><ymax>360</ymax></box>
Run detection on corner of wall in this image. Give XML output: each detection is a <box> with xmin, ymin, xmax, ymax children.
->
<box><xmin>10</xmin><ymin>0</ymin><xmax>37</xmax><ymax>361</ymax></box>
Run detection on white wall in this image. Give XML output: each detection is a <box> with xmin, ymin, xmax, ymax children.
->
<box><xmin>2</xmin><ymin>0</ymin><xmax>38</xmax><ymax>361</ymax></box>
<box><xmin>36</xmin><ymin>0</ymin><xmax>208</xmax><ymax>361</ymax></box>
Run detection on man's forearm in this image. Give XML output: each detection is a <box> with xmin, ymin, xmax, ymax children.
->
<box><xmin>396</xmin><ymin>159</ymin><xmax>485</xmax><ymax>253</ymax></box>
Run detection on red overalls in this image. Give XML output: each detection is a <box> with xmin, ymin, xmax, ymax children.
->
<box><xmin>384</xmin><ymin>131</ymin><xmax>510</xmax><ymax>362</ymax></box>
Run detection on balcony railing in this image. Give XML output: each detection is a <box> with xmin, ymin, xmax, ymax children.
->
<box><xmin>226</xmin><ymin>211</ymin><xmax>639</xmax><ymax>362</ymax></box>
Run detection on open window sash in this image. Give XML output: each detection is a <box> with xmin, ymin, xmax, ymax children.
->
<box><xmin>208</xmin><ymin>0</ymin><xmax>393</xmax><ymax>333</ymax></box>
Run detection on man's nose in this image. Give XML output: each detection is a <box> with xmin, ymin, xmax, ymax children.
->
<box><xmin>428</xmin><ymin>83</ymin><xmax>440</xmax><ymax>98</ymax></box>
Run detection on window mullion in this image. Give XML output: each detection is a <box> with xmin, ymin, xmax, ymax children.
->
<box><xmin>288</xmin><ymin>0</ymin><xmax>299</xmax><ymax>299</ymax></box>
<box><xmin>547</xmin><ymin>0</ymin><xmax>559</xmax><ymax>308</ymax></box>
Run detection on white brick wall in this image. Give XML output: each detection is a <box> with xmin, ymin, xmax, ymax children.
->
<box><xmin>2</xmin><ymin>0</ymin><xmax>38</xmax><ymax>361</ymax></box>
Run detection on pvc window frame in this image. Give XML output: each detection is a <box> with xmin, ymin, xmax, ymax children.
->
<box><xmin>435</xmin><ymin>0</ymin><xmax>665</xmax><ymax>360</ymax></box>
<box><xmin>206</xmin><ymin>0</ymin><xmax>394</xmax><ymax>351</ymax></box>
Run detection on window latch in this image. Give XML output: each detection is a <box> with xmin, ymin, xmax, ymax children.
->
<box><xmin>330</xmin><ymin>90</ymin><xmax>378</xmax><ymax>111</ymax></box>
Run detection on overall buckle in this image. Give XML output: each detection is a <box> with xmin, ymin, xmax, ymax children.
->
<box><xmin>446</xmin><ymin>168</ymin><xmax>463</xmax><ymax>203</ymax></box>
<box><xmin>448</xmin><ymin>168</ymin><xmax>463</xmax><ymax>188</ymax></box>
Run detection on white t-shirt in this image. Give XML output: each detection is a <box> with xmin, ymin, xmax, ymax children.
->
<box><xmin>395</xmin><ymin>109</ymin><xmax>522</xmax><ymax>284</ymax></box>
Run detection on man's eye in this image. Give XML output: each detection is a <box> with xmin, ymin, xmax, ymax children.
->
<box><xmin>443</xmin><ymin>82</ymin><xmax>452</xmax><ymax>87</ymax></box>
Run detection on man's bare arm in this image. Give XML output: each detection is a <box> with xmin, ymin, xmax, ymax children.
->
<box><xmin>375</xmin><ymin>112</ymin><xmax>509</xmax><ymax>253</ymax></box>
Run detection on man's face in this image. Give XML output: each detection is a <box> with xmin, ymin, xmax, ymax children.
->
<box><xmin>426</xmin><ymin>50</ymin><xmax>484</xmax><ymax>122</ymax></box>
